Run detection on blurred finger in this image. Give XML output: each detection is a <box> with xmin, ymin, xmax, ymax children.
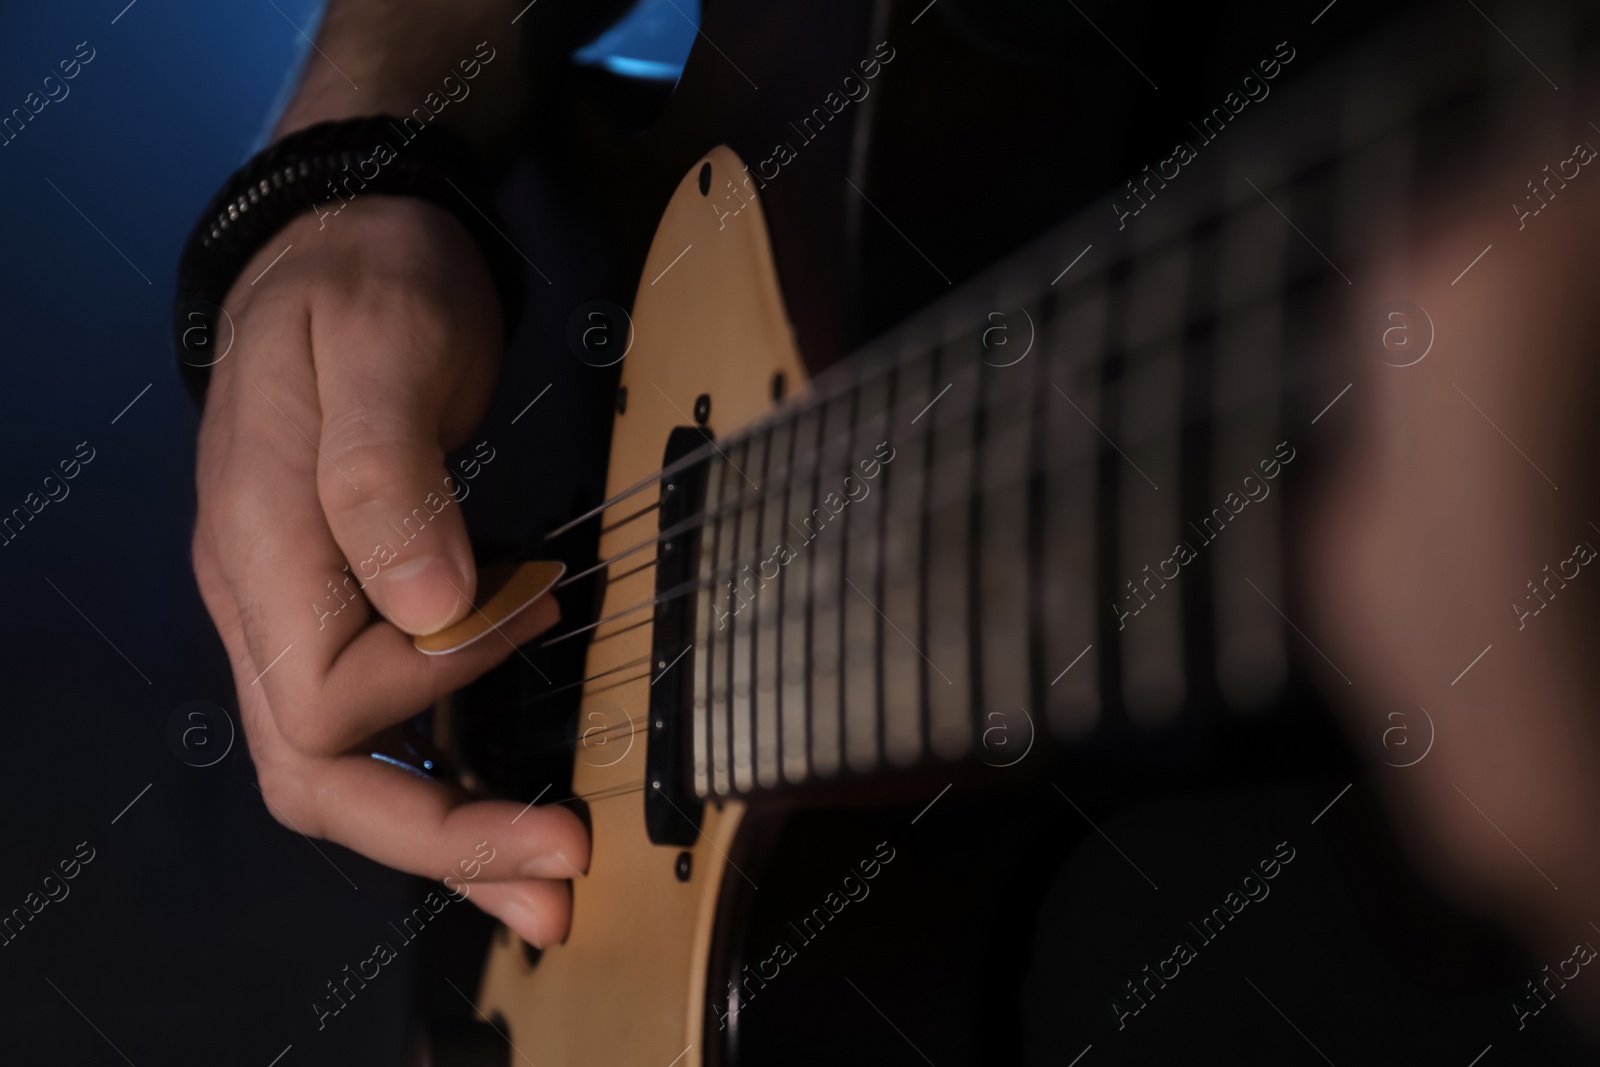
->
<box><xmin>255</xmin><ymin>744</ymin><xmax>590</xmax><ymax>884</ymax></box>
<box><xmin>468</xmin><ymin>880</ymin><xmax>574</xmax><ymax>949</ymax></box>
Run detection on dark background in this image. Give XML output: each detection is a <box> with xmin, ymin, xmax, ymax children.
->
<box><xmin>3</xmin><ymin>0</ymin><xmax>1599</xmax><ymax>1064</ymax></box>
<box><xmin>0</xmin><ymin>2</ymin><xmax>424</xmax><ymax>1064</ymax></box>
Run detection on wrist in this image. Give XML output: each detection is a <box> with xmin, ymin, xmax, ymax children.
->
<box><xmin>174</xmin><ymin>116</ymin><xmax>523</xmax><ymax>399</ymax></box>
<box><xmin>272</xmin><ymin>2</ymin><xmax>525</xmax><ymax>164</ymax></box>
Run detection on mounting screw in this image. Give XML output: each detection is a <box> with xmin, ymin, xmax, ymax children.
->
<box><xmin>693</xmin><ymin>393</ymin><xmax>711</xmax><ymax>425</ymax></box>
<box><xmin>771</xmin><ymin>371</ymin><xmax>786</xmax><ymax>403</ymax></box>
<box><xmin>615</xmin><ymin>386</ymin><xmax>628</xmax><ymax>414</ymax></box>
<box><xmin>675</xmin><ymin>851</ymin><xmax>693</xmax><ymax>882</ymax></box>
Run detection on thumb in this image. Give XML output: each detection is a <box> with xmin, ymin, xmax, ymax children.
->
<box><xmin>314</xmin><ymin>319</ymin><xmax>497</xmax><ymax>636</ymax></box>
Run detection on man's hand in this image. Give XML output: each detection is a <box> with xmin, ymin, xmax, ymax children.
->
<box><xmin>193</xmin><ymin>196</ymin><xmax>586</xmax><ymax>947</ymax></box>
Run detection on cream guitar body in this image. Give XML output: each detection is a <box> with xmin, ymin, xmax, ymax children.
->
<box><xmin>476</xmin><ymin>147</ymin><xmax>806</xmax><ymax>1067</ymax></box>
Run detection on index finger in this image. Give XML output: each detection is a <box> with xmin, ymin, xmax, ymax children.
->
<box><xmin>198</xmin><ymin>367</ymin><xmax>556</xmax><ymax>757</ymax></box>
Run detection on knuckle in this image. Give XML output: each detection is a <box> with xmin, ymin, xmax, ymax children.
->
<box><xmin>255</xmin><ymin>764</ymin><xmax>319</xmax><ymax>836</ymax></box>
<box><xmin>350</xmin><ymin>283</ymin><xmax>454</xmax><ymax>346</ymax></box>
<box><xmin>273</xmin><ymin>698</ymin><xmax>345</xmax><ymax>759</ymax></box>
<box><xmin>317</xmin><ymin>419</ymin><xmax>433</xmax><ymax>511</ymax></box>
<box><xmin>201</xmin><ymin>475</ymin><xmax>278</xmax><ymax>541</ymax></box>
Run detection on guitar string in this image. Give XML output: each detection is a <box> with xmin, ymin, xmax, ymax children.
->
<box><xmin>499</xmin><ymin>32</ymin><xmax>1536</xmax><ymax>811</ymax></box>
<box><xmin>534</xmin><ymin>170</ymin><xmax>1303</xmax><ymax>556</ymax></box>
<box><xmin>514</xmin><ymin>387</ymin><xmax>1070</xmax><ymax>712</ymax></box>
<box><xmin>540</xmin><ymin>268</ymin><xmax>1307</xmax><ymax>621</ymax></box>
<box><xmin>535</xmin><ymin>31</ymin><xmax>1467</xmax><ymax>582</ymax></box>
<box><xmin>548</xmin><ymin>354</ymin><xmax>940</xmax><ymax>592</ymax></box>
<box><xmin>513</xmin><ymin>288</ymin><xmax>1312</xmax><ymax>785</ymax></box>
<box><xmin>502</xmin><ymin>289</ymin><xmax>1311</xmax><ymax>767</ymax></box>
<box><xmin>535</xmin><ymin>403</ymin><xmax>1108</xmax><ymax>654</ymax></box>
<box><xmin>508</xmin><ymin>136</ymin><xmax>1334</xmax><ymax>742</ymax></box>
<box><xmin>548</xmin><ymin>780</ymin><xmax>647</xmax><ymax>806</ymax></box>
<box><xmin>501</xmin><ymin>217</ymin><xmax>1272</xmax><ymax>793</ymax></box>
<box><xmin>539</xmin><ymin>342</ymin><xmax>1033</xmax><ymax>636</ymax></box>
<box><xmin>536</xmin><ymin>716</ymin><xmax>651</xmax><ymax>755</ymax></box>
<box><xmin>518</xmin><ymin>243</ymin><xmax>1314</xmax><ymax>747</ymax></box>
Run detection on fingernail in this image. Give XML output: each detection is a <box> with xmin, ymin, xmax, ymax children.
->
<box><xmin>495</xmin><ymin>897</ymin><xmax>547</xmax><ymax>949</ymax></box>
<box><xmin>380</xmin><ymin>555</ymin><xmax>471</xmax><ymax>634</ymax></box>
<box><xmin>413</xmin><ymin>561</ymin><xmax>565</xmax><ymax>655</ymax></box>
<box><xmin>521</xmin><ymin>851</ymin><xmax>586</xmax><ymax>879</ymax></box>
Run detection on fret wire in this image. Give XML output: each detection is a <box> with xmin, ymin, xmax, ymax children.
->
<box><xmin>869</xmin><ymin>362</ymin><xmax>899</xmax><ymax>770</ymax></box>
<box><xmin>841</xmin><ymin>368</ymin><xmax>890</xmax><ymax>773</ymax></box>
<box><xmin>977</xmin><ymin>323</ymin><xmax>1036</xmax><ymax>739</ymax></box>
<box><xmin>1024</xmin><ymin>287</ymin><xmax>1056</xmax><ymax>725</ymax></box>
<box><xmin>924</xmin><ymin>334</ymin><xmax>976</xmax><ymax>757</ymax></box>
<box><xmin>1181</xmin><ymin>221</ymin><xmax>1226</xmax><ymax>718</ymax></box>
<box><xmin>1094</xmin><ymin>257</ymin><xmax>1131</xmax><ymax>729</ymax></box>
<box><xmin>806</xmin><ymin>389</ymin><xmax>856</xmax><ymax>778</ymax></box>
<box><xmin>780</xmin><ymin>402</ymin><xmax>824</xmax><ymax>785</ymax></box>
<box><xmin>709</xmin><ymin>440</ymin><xmax>745</xmax><ymax>795</ymax></box>
<box><xmin>729</xmin><ymin>428</ymin><xmax>768</xmax><ymax>793</ymax></box>
<box><xmin>833</xmin><ymin>374</ymin><xmax>859</xmax><ymax>773</ymax></box>
<box><xmin>963</xmin><ymin>331</ymin><xmax>989</xmax><ymax>753</ymax></box>
<box><xmin>753</xmin><ymin>414</ymin><xmax>793</xmax><ymax>788</ymax></box>
<box><xmin>913</xmin><ymin>336</ymin><xmax>942</xmax><ymax>760</ymax></box>
<box><xmin>1118</xmin><ymin>248</ymin><xmax>1191</xmax><ymax>726</ymax></box>
<box><xmin>690</xmin><ymin>428</ymin><xmax>727</xmax><ymax>798</ymax></box>
<box><xmin>1042</xmin><ymin>279</ymin><xmax>1106</xmax><ymax>738</ymax></box>
<box><xmin>881</xmin><ymin>341</ymin><xmax>932</xmax><ymax>767</ymax></box>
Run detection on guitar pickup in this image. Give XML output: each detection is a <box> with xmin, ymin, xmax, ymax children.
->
<box><xmin>644</xmin><ymin>426</ymin><xmax>711</xmax><ymax>846</ymax></box>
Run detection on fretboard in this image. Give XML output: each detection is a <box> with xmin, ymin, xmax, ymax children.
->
<box><xmin>641</xmin><ymin>4</ymin><xmax>1590</xmax><ymax>803</ymax></box>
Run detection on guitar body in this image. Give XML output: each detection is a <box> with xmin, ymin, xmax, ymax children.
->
<box><xmin>477</xmin><ymin>146</ymin><xmax>806</xmax><ymax>1067</ymax></box>
<box><xmin>474</xmin><ymin>147</ymin><xmax>1085</xmax><ymax>1066</ymax></box>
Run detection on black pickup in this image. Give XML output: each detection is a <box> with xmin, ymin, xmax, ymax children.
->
<box><xmin>644</xmin><ymin>427</ymin><xmax>710</xmax><ymax>846</ymax></box>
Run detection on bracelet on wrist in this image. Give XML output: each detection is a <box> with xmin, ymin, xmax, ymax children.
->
<box><xmin>172</xmin><ymin>116</ymin><xmax>524</xmax><ymax>397</ymax></box>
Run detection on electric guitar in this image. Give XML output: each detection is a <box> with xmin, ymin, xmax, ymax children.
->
<box><xmin>426</xmin><ymin>0</ymin><xmax>1598</xmax><ymax>1062</ymax></box>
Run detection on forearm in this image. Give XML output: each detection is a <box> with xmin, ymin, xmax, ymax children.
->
<box><xmin>273</xmin><ymin>0</ymin><xmax>528</xmax><ymax>161</ymax></box>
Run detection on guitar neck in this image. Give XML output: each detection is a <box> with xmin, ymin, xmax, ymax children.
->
<box><xmin>674</xmin><ymin>202</ymin><xmax>1322</xmax><ymax>801</ymax></box>
<box><xmin>626</xmin><ymin>1</ymin><xmax>1600</xmax><ymax>808</ymax></box>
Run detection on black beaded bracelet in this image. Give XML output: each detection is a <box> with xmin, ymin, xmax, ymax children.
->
<box><xmin>172</xmin><ymin>116</ymin><xmax>524</xmax><ymax>398</ymax></box>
